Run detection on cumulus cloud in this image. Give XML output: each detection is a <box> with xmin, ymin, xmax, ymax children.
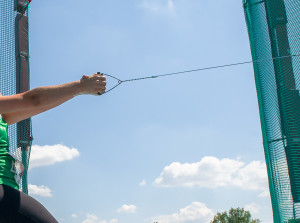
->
<box><xmin>29</xmin><ymin>144</ymin><xmax>80</xmax><ymax>169</ymax></box>
<box><xmin>168</xmin><ymin>0</ymin><xmax>174</xmax><ymax>8</ymax></box>
<box><xmin>258</xmin><ymin>190</ymin><xmax>270</xmax><ymax>198</ymax></box>
<box><xmin>150</xmin><ymin>202</ymin><xmax>214</xmax><ymax>223</ymax></box>
<box><xmin>233</xmin><ymin>161</ymin><xmax>267</xmax><ymax>190</ymax></box>
<box><xmin>139</xmin><ymin>0</ymin><xmax>175</xmax><ymax>13</ymax></box>
<box><xmin>245</xmin><ymin>203</ymin><xmax>259</xmax><ymax>214</ymax></box>
<box><xmin>28</xmin><ymin>184</ymin><xmax>53</xmax><ymax>197</ymax></box>
<box><xmin>72</xmin><ymin>214</ymin><xmax>78</xmax><ymax>218</ymax></box>
<box><xmin>117</xmin><ymin>204</ymin><xmax>137</xmax><ymax>214</ymax></box>
<box><xmin>82</xmin><ymin>214</ymin><xmax>118</xmax><ymax>223</ymax></box>
<box><xmin>139</xmin><ymin>180</ymin><xmax>146</xmax><ymax>186</ymax></box>
<box><xmin>154</xmin><ymin>156</ymin><xmax>268</xmax><ymax>193</ymax></box>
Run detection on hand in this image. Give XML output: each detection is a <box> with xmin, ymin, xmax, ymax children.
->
<box><xmin>80</xmin><ymin>73</ymin><xmax>106</xmax><ymax>95</ymax></box>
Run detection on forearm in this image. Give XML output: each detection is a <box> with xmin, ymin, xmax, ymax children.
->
<box><xmin>2</xmin><ymin>81</ymin><xmax>83</xmax><ymax>124</ymax></box>
<box><xmin>23</xmin><ymin>80</ymin><xmax>83</xmax><ymax>109</ymax></box>
<box><xmin>2</xmin><ymin>97</ymin><xmax>69</xmax><ymax>125</ymax></box>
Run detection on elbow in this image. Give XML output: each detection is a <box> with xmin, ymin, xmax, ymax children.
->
<box><xmin>30</xmin><ymin>94</ymin><xmax>41</xmax><ymax>107</ymax></box>
<box><xmin>2</xmin><ymin>114</ymin><xmax>15</xmax><ymax>125</ymax></box>
<box><xmin>24</xmin><ymin>92</ymin><xmax>42</xmax><ymax>108</ymax></box>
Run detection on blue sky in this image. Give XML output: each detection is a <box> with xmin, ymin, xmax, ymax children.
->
<box><xmin>26</xmin><ymin>0</ymin><xmax>272</xmax><ymax>222</ymax></box>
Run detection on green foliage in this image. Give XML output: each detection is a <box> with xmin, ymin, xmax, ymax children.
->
<box><xmin>210</xmin><ymin>207</ymin><xmax>261</xmax><ymax>223</ymax></box>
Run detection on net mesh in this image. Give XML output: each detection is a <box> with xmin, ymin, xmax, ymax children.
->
<box><xmin>243</xmin><ymin>0</ymin><xmax>300</xmax><ymax>222</ymax></box>
<box><xmin>0</xmin><ymin>0</ymin><xmax>32</xmax><ymax>194</ymax></box>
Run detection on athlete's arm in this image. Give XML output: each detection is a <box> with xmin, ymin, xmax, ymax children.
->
<box><xmin>1</xmin><ymin>73</ymin><xmax>106</xmax><ymax>125</ymax></box>
<box><xmin>2</xmin><ymin>98</ymin><xmax>69</xmax><ymax>125</ymax></box>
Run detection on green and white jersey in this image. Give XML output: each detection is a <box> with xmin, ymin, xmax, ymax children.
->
<box><xmin>0</xmin><ymin>115</ymin><xmax>20</xmax><ymax>190</ymax></box>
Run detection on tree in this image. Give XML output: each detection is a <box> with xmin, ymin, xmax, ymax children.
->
<box><xmin>210</xmin><ymin>207</ymin><xmax>261</xmax><ymax>223</ymax></box>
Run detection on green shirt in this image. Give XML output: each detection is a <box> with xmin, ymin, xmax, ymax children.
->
<box><xmin>0</xmin><ymin>114</ymin><xmax>9</xmax><ymax>147</ymax></box>
<box><xmin>0</xmin><ymin>115</ymin><xmax>19</xmax><ymax>190</ymax></box>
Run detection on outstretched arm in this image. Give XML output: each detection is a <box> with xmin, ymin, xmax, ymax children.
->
<box><xmin>2</xmin><ymin>97</ymin><xmax>70</xmax><ymax>125</ymax></box>
<box><xmin>1</xmin><ymin>73</ymin><xmax>106</xmax><ymax>124</ymax></box>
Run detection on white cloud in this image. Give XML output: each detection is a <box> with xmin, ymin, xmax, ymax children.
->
<box><xmin>154</xmin><ymin>156</ymin><xmax>244</xmax><ymax>188</ymax></box>
<box><xmin>258</xmin><ymin>190</ymin><xmax>270</xmax><ymax>198</ymax></box>
<box><xmin>82</xmin><ymin>214</ymin><xmax>118</xmax><ymax>223</ymax></box>
<box><xmin>82</xmin><ymin>214</ymin><xmax>98</xmax><ymax>223</ymax></box>
<box><xmin>232</xmin><ymin>161</ymin><xmax>267</xmax><ymax>190</ymax></box>
<box><xmin>167</xmin><ymin>0</ymin><xmax>174</xmax><ymax>8</ymax></box>
<box><xmin>139</xmin><ymin>180</ymin><xmax>146</xmax><ymax>186</ymax></box>
<box><xmin>28</xmin><ymin>184</ymin><xmax>53</xmax><ymax>197</ymax></box>
<box><xmin>117</xmin><ymin>204</ymin><xmax>137</xmax><ymax>214</ymax></box>
<box><xmin>245</xmin><ymin>203</ymin><xmax>259</xmax><ymax>214</ymax></box>
<box><xmin>154</xmin><ymin>156</ymin><xmax>268</xmax><ymax>193</ymax></box>
<box><xmin>139</xmin><ymin>0</ymin><xmax>175</xmax><ymax>13</ymax></box>
<box><xmin>29</xmin><ymin>144</ymin><xmax>80</xmax><ymax>169</ymax></box>
<box><xmin>72</xmin><ymin>214</ymin><xmax>78</xmax><ymax>218</ymax></box>
<box><xmin>150</xmin><ymin>202</ymin><xmax>214</xmax><ymax>223</ymax></box>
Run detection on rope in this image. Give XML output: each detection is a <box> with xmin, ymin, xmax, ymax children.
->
<box><xmin>98</xmin><ymin>54</ymin><xmax>300</xmax><ymax>95</ymax></box>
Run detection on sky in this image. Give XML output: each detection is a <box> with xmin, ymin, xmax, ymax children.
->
<box><xmin>25</xmin><ymin>0</ymin><xmax>273</xmax><ymax>222</ymax></box>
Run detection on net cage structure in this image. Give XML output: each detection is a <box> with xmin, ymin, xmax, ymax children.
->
<box><xmin>243</xmin><ymin>0</ymin><xmax>300</xmax><ymax>222</ymax></box>
<box><xmin>0</xmin><ymin>0</ymin><xmax>32</xmax><ymax>194</ymax></box>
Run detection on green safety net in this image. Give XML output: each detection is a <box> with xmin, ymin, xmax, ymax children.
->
<box><xmin>243</xmin><ymin>0</ymin><xmax>300</xmax><ymax>222</ymax></box>
<box><xmin>0</xmin><ymin>0</ymin><xmax>32</xmax><ymax>194</ymax></box>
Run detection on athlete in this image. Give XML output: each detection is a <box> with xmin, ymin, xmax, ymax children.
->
<box><xmin>0</xmin><ymin>73</ymin><xmax>106</xmax><ymax>222</ymax></box>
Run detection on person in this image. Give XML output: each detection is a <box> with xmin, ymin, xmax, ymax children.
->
<box><xmin>0</xmin><ymin>73</ymin><xmax>106</xmax><ymax>223</ymax></box>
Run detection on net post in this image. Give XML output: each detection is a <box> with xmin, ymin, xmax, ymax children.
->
<box><xmin>15</xmin><ymin>1</ymin><xmax>32</xmax><ymax>194</ymax></box>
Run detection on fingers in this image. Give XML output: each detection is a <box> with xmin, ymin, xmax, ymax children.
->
<box><xmin>94</xmin><ymin>72</ymin><xmax>106</xmax><ymax>95</ymax></box>
<box><xmin>80</xmin><ymin>72</ymin><xmax>107</xmax><ymax>95</ymax></box>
